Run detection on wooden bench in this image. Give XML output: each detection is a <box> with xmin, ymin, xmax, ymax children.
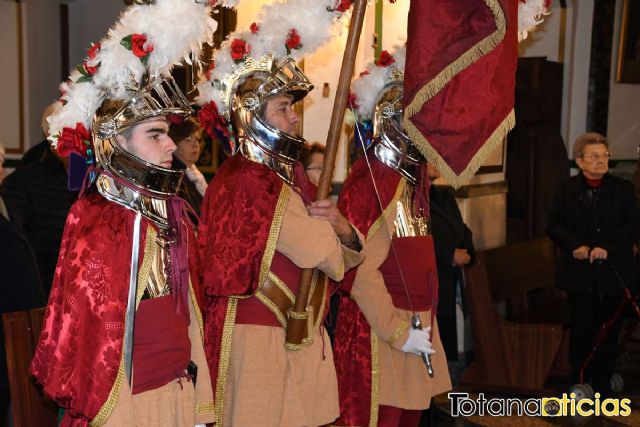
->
<box><xmin>461</xmin><ymin>238</ymin><xmax>570</xmax><ymax>392</ymax></box>
<box><xmin>2</xmin><ymin>308</ymin><xmax>58</xmax><ymax>426</ymax></box>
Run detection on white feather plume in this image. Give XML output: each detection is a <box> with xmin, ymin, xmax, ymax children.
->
<box><xmin>351</xmin><ymin>45</ymin><xmax>406</xmax><ymax>121</ymax></box>
<box><xmin>48</xmin><ymin>0</ymin><xmax>220</xmax><ymax>144</ymax></box>
<box><xmin>518</xmin><ymin>0</ymin><xmax>551</xmax><ymax>42</ymax></box>
<box><xmin>197</xmin><ymin>0</ymin><xmax>349</xmax><ymax>114</ymax></box>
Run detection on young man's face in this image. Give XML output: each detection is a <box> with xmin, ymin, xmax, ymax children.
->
<box><xmin>116</xmin><ymin>117</ymin><xmax>176</xmax><ymax>169</ymax></box>
<box><xmin>263</xmin><ymin>94</ymin><xmax>299</xmax><ymax>136</ymax></box>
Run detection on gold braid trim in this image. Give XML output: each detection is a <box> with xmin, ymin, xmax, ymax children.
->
<box><xmin>369</xmin><ymin>333</ymin><xmax>380</xmax><ymax>427</ymax></box>
<box><xmin>196</xmin><ymin>402</ymin><xmax>215</xmax><ymax>414</ymax></box>
<box><xmin>214</xmin><ymin>297</ymin><xmax>238</xmax><ymax>426</ymax></box>
<box><xmin>388</xmin><ymin>320</ymin><xmax>410</xmax><ymax>346</ymax></box>
<box><xmin>367</xmin><ymin>180</ymin><xmax>406</xmax><ymax>239</ymax></box>
<box><xmin>403</xmin><ymin>0</ymin><xmax>510</xmax><ymax>189</ymax></box>
<box><xmin>189</xmin><ymin>281</ymin><xmax>205</xmax><ymax>339</ymax></box>
<box><xmin>267</xmin><ymin>271</ymin><xmax>296</xmax><ymax>303</ymax></box>
<box><xmin>255</xmin><ymin>291</ymin><xmax>288</xmax><ymax>327</ymax></box>
<box><xmin>91</xmin><ymin>225</ymin><xmax>156</xmax><ymax>426</ymax></box>
<box><xmin>256</xmin><ymin>186</ymin><xmax>290</xmax><ymax>292</ymax></box>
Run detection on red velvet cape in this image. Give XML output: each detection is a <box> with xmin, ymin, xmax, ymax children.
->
<box><xmin>333</xmin><ymin>156</ymin><xmax>434</xmax><ymax>426</ymax></box>
<box><xmin>403</xmin><ymin>0</ymin><xmax>517</xmax><ymax>187</ymax></box>
<box><xmin>197</xmin><ymin>154</ymin><xmax>284</xmax><ymax>414</ymax></box>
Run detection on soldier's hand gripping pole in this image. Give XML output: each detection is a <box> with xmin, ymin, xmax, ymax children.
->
<box><xmin>285</xmin><ymin>0</ymin><xmax>368</xmax><ymax>348</ymax></box>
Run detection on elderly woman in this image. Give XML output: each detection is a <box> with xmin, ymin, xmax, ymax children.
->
<box><xmin>169</xmin><ymin>117</ymin><xmax>208</xmax><ymax>217</ymax></box>
<box><xmin>547</xmin><ymin>132</ymin><xmax>640</xmax><ymax>397</ymax></box>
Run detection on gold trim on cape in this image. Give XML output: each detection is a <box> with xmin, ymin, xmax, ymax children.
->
<box><xmin>214</xmin><ymin>297</ymin><xmax>238</xmax><ymax>426</ymax></box>
<box><xmin>367</xmin><ymin>180</ymin><xmax>406</xmax><ymax>240</ymax></box>
<box><xmin>403</xmin><ymin>0</ymin><xmax>511</xmax><ymax>188</ymax></box>
<box><xmin>91</xmin><ymin>225</ymin><xmax>157</xmax><ymax>426</ymax></box>
<box><xmin>369</xmin><ymin>333</ymin><xmax>380</xmax><ymax>427</ymax></box>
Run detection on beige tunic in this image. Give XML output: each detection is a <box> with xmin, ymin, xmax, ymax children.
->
<box><xmin>349</xmin><ymin>198</ymin><xmax>452</xmax><ymax>410</ymax></box>
<box><xmin>221</xmin><ymin>188</ymin><xmax>364</xmax><ymax>427</ymax></box>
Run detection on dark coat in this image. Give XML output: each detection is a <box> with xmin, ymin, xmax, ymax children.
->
<box><xmin>0</xmin><ymin>210</ymin><xmax>45</xmax><ymax>391</ymax></box>
<box><xmin>0</xmin><ymin>148</ymin><xmax>77</xmax><ymax>296</ymax></box>
<box><xmin>547</xmin><ymin>173</ymin><xmax>640</xmax><ymax>296</ymax></box>
<box><xmin>430</xmin><ymin>185</ymin><xmax>476</xmax><ymax>318</ymax></box>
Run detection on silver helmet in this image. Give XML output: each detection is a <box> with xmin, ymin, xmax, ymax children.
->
<box><xmin>372</xmin><ymin>81</ymin><xmax>424</xmax><ymax>185</ymax></box>
<box><xmin>226</xmin><ymin>55</ymin><xmax>313</xmax><ymax>185</ymax></box>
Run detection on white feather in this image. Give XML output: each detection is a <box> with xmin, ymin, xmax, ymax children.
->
<box><xmin>518</xmin><ymin>0</ymin><xmax>550</xmax><ymax>42</ymax></box>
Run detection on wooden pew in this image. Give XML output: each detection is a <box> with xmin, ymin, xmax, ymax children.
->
<box><xmin>2</xmin><ymin>308</ymin><xmax>57</xmax><ymax>426</ymax></box>
<box><xmin>461</xmin><ymin>238</ymin><xmax>569</xmax><ymax>392</ymax></box>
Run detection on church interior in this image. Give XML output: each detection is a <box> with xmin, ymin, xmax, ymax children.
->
<box><xmin>1</xmin><ymin>0</ymin><xmax>640</xmax><ymax>426</ymax></box>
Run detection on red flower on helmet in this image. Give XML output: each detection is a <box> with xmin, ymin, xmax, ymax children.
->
<box><xmin>230</xmin><ymin>38</ymin><xmax>250</xmax><ymax>63</ymax></box>
<box><xmin>348</xmin><ymin>92</ymin><xmax>359</xmax><ymax>110</ymax></box>
<box><xmin>285</xmin><ymin>29</ymin><xmax>303</xmax><ymax>54</ymax></box>
<box><xmin>57</xmin><ymin>123</ymin><xmax>91</xmax><ymax>158</ymax></box>
<box><xmin>199</xmin><ymin>101</ymin><xmax>230</xmax><ymax>140</ymax></box>
<box><xmin>375</xmin><ymin>50</ymin><xmax>395</xmax><ymax>67</ymax></box>
<box><xmin>250</xmin><ymin>22</ymin><xmax>260</xmax><ymax>34</ymax></box>
<box><xmin>205</xmin><ymin>61</ymin><xmax>216</xmax><ymax>80</ymax></box>
<box><xmin>335</xmin><ymin>0</ymin><xmax>353</xmax><ymax>12</ymax></box>
<box><xmin>121</xmin><ymin>34</ymin><xmax>154</xmax><ymax>64</ymax></box>
<box><xmin>83</xmin><ymin>42</ymin><xmax>101</xmax><ymax>75</ymax></box>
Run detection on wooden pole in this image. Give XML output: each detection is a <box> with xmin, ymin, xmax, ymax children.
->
<box><xmin>286</xmin><ymin>0</ymin><xmax>368</xmax><ymax>347</ymax></box>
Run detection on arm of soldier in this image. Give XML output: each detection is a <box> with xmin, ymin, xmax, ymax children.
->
<box><xmin>277</xmin><ymin>191</ymin><xmax>363</xmax><ymax>281</ymax></box>
<box><xmin>350</xmin><ymin>223</ymin><xmax>411</xmax><ymax>350</ymax></box>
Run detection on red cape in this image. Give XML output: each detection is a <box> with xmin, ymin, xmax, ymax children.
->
<box><xmin>198</xmin><ymin>154</ymin><xmax>286</xmax><ymax>422</ymax></box>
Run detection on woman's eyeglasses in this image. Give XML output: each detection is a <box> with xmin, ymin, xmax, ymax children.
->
<box><xmin>581</xmin><ymin>152</ymin><xmax>611</xmax><ymax>161</ymax></box>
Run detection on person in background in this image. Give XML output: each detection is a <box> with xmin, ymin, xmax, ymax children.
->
<box><xmin>0</xmin><ymin>107</ymin><xmax>77</xmax><ymax>296</ymax></box>
<box><xmin>428</xmin><ymin>163</ymin><xmax>475</xmax><ymax>385</ymax></box>
<box><xmin>548</xmin><ymin>132</ymin><xmax>640</xmax><ymax>397</ymax></box>
<box><xmin>301</xmin><ymin>142</ymin><xmax>325</xmax><ymax>187</ymax></box>
<box><xmin>169</xmin><ymin>117</ymin><xmax>208</xmax><ymax>218</ymax></box>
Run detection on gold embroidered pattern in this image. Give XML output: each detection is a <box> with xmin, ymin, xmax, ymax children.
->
<box><xmin>256</xmin><ymin>186</ymin><xmax>290</xmax><ymax>292</ymax></box>
<box><xmin>367</xmin><ymin>180</ymin><xmax>406</xmax><ymax>239</ymax></box>
<box><xmin>196</xmin><ymin>402</ymin><xmax>215</xmax><ymax>414</ymax></box>
<box><xmin>255</xmin><ymin>291</ymin><xmax>288</xmax><ymax>327</ymax></box>
<box><xmin>369</xmin><ymin>333</ymin><xmax>380</xmax><ymax>427</ymax></box>
<box><xmin>403</xmin><ymin>0</ymin><xmax>509</xmax><ymax>188</ymax></box>
<box><xmin>267</xmin><ymin>271</ymin><xmax>296</xmax><ymax>303</ymax></box>
<box><xmin>91</xmin><ymin>225</ymin><xmax>156</xmax><ymax>426</ymax></box>
<box><xmin>214</xmin><ymin>297</ymin><xmax>238</xmax><ymax>426</ymax></box>
<box><xmin>388</xmin><ymin>320</ymin><xmax>410</xmax><ymax>346</ymax></box>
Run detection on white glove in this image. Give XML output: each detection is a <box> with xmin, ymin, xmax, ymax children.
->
<box><xmin>401</xmin><ymin>326</ymin><xmax>435</xmax><ymax>356</ymax></box>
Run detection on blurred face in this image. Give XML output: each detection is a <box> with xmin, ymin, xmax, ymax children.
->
<box><xmin>264</xmin><ymin>95</ymin><xmax>299</xmax><ymax>135</ymax></box>
<box><xmin>117</xmin><ymin>117</ymin><xmax>176</xmax><ymax>169</ymax></box>
<box><xmin>305</xmin><ymin>152</ymin><xmax>324</xmax><ymax>186</ymax></box>
<box><xmin>576</xmin><ymin>143</ymin><xmax>609</xmax><ymax>180</ymax></box>
<box><xmin>174</xmin><ymin>132</ymin><xmax>202</xmax><ymax>167</ymax></box>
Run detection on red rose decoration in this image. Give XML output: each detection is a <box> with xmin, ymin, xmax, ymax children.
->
<box><xmin>205</xmin><ymin>61</ymin><xmax>216</xmax><ymax>80</ymax></box>
<box><xmin>375</xmin><ymin>50</ymin><xmax>395</xmax><ymax>67</ymax></box>
<box><xmin>335</xmin><ymin>0</ymin><xmax>353</xmax><ymax>12</ymax></box>
<box><xmin>57</xmin><ymin>123</ymin><xmax>91</xmax><ymax>158</ymax></box>
<box><xmin>84</xmin><ymin>42</ymin><xmax>101</xmax><ymax>75</ymax></box>
<box><xmin>230</xmin><ymin>38</ymin><xmax>250</xmax><ymax>63</ymax></box>
<box><xmin>198</xmin><ymin>101</ymin><xmax>230</xmax><ymax>140</ymax></box>
<box><xmin>347</xmin><ymin>92</ymin><xmax>359</xmax><ymax>109</ymax></box>
<box><xmin>121</xmin><ymin>34</ymin><xmax>154</xmax><ymax>64</ymax></box>
<box><xmin>285</xmin><ymin>29</ymin><xmax>303</xmax><ymax>54</ymax></box>
<box><xmin>250</xmin><ymin>22</ymin><xmax>259</xmax><ymax>34</ymax></box>
<box><xmin>207</xmin><ymin>0</ymin><xmax>218</xmax><ymax>5</ymax></box>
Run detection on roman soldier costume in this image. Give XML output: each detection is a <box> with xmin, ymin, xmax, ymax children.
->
<box><xmin>196</xmin><ymin>1</ymin><xmax>364</xmax><ymax>425</ymax></box>
<box><xmin>333</xmin><ymin>46</ymin><xmax>451</xmax><ymax>427</ymax></box>
<box><xmin>30</xmin><ymin>1</ymin><xmax>221</xmax><ymax>425</ymax></box>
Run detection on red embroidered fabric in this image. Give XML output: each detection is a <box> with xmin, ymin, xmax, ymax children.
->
<box><xmin>198</xmin><ymin>154</ymin><xmax>283</xmax><ymax>402</ymax></box>
<box><xmin>30</xmin><ymin>194</ymin><xmax>147</xmax><ymax>425</ymax></box>
<box><xmin>333</xmin><ymin>155</ymin><xmax>438</xmax><ymax>427</ymax></box>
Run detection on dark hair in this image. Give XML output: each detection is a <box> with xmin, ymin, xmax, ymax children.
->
<box><xmin>168</xmin><ymin>117</ymin><xmax>201</xmax><ymax>144</ymax></box>
<box><xmin>301</xmin><ymin>142</ymin><xmax>325</xmax><ymax>168</ymax></box>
